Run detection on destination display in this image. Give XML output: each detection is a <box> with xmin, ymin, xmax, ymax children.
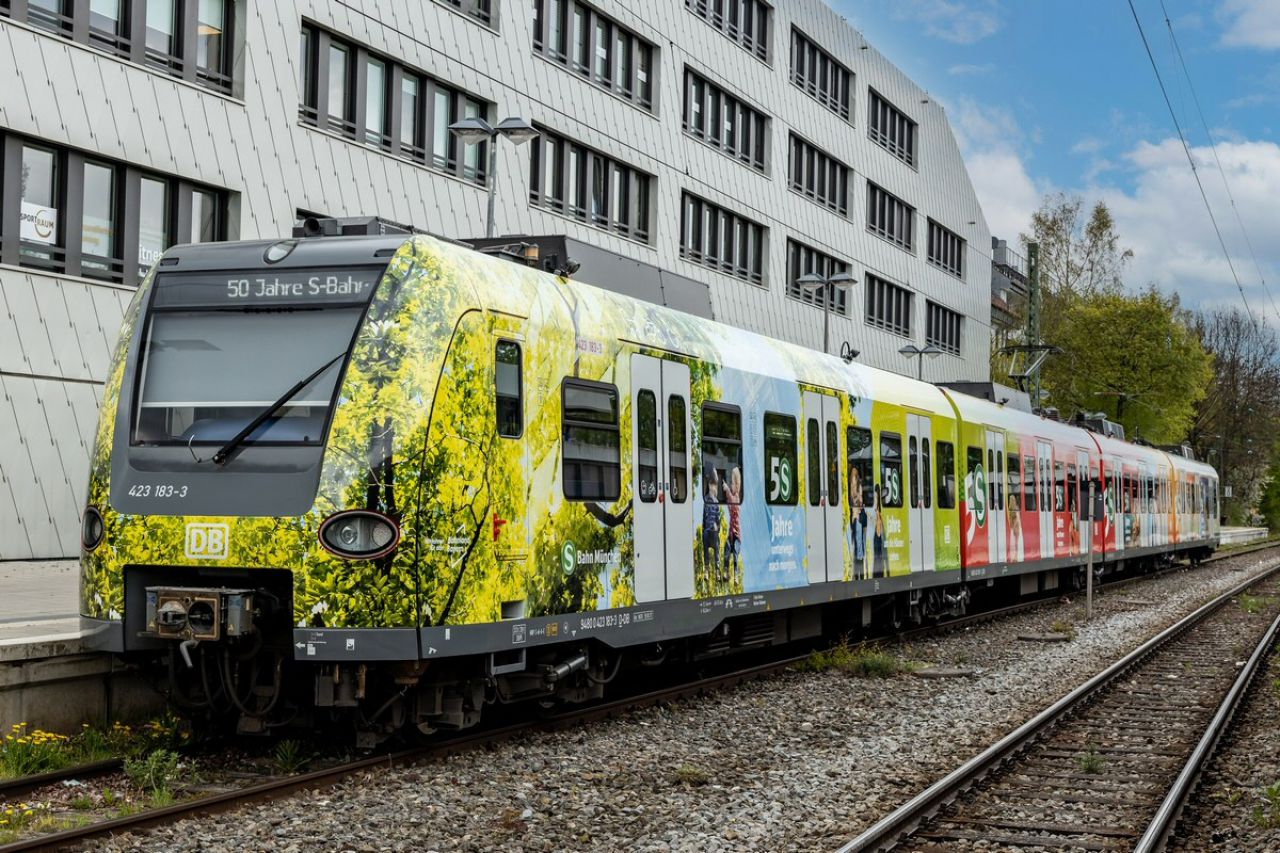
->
<box><xmin>153</xmin><ymin>267</ymin><xmax>385</xmax><ymax>308</ymax></box>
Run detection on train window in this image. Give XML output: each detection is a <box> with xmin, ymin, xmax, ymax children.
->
<box><xmin>995</xmin><ymin>448</ymin><xmax>1004</xmax><ymax>511</ymax></box>
<box><xmin>1054</xmin><ymin>461</ymin><xmax>1065</xmax><ymax>512</ymax></box>
<box><xmin>807</xmin><ymin>419</ymin><xmax>822</xmax><ymax>507</ymax></box>
<box><xmin>921</xmin><ymin>437</ymin><xmax>932</xmax><ymax>510</ymax></box>
<box><xmin>1008</xmin><ymin>454</ymin><xmax>1021</xmax><ymax>512</ymax></box>
<box><xmin>881</xmin><ymin>433</ymin><xmax>904</xmax><ymax>508</ymax></box>
<box><xmin>936</xmin><ymin>441</ymin><xmax>956</xmax><ymax>509</ymax></box>
<box><xmin>561</xmin><ymin>380</ymin><xmax>621</xmax><ymax>501</ymax></box>
<box><xmin>1040</xmin><ymin>457</ymin><xmax>1051</xmax><ymax>512</ymax></box>
<box><xmin>909</xmin><ymin>436</ymin><xmax>920</xmax><ymax>509</ymax></box>
<box><xmin>848</xmin><ymin>426</ymin><xmax>874</xmax><ymax>510</ymax></box>
<box><xmin>636</xmin><ymin>390</ymin><xmax>658</xmax><ymax>503</ymax></box>
<box><xmin>1066</xmin><ymin>464</ymin><xmax>1078</xmax><ymax>514</ymax></box>
<box><xmin>987</xmin><ymin>448</ymin><xmax>996</xmax><ymax>510</ymax></box>
<box><xmin>967</xmin><ymin>447</ymin><xmax>983</xmax><ymax>511</ymax></box>
<box><xmin>668</xmin><ymin>396</ymin><xmax>688</xmax><ymax>503</ymax></box>
<box><xmin>1023</xmin><ymin>456</ymin><xmax>1037</xmax><ymax>512</ymax></box>
<box><xmin>764</xmin><ymin>412</ymin><xmax>798</xmax><ymax>506</ymax></box>
<box><xmin>495</xmin><ymin>341</ymin><xmax>522</xmax><ymax>438</ymax></box>
<box><xmin>702</xmin><ymin>404</ymin><xmax>743</xmax><ymax>505</ymax></box>
<box><xmin>826</xmin><ymin>421</ymin><xmax>841</xmax><ymax>507</ymax></box>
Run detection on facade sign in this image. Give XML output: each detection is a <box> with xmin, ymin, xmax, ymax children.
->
<box><xmin>19</xmin><ymin>201</ymin><xmax>57</xmax><ymax>244</ymax></box>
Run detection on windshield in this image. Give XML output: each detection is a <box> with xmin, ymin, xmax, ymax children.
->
<box><xmin>132</xmin><ymin>268</ymin><xmax>381</xmax><ymax>446</ymax></box>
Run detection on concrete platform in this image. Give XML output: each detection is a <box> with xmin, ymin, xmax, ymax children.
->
<box><xmin>0</xmin><ymin>559</ymin><xmax>163</xmax><ymax>731</ymax></box>
<box><xmin>0</xmin><ymin>559</ymin><xmax>80</xmax><ymax>642</ymax></box>
<box><xmin>1221</xmin><ymin>526</ymin><xmax>1270</xmax><ymax>547</ymax></box>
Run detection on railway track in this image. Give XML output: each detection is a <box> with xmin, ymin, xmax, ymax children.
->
<box><xmin>2</xmin><ymin>541</ymin><xmax>1274</xmax><ymax>851</ymax></box>
<box><xmin>838</xmin><ymin>556</ymin><xmax>1280</xmax><ymax>853</ymax></box>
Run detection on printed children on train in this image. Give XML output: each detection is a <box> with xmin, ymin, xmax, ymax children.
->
<box><xmin>849</xmin><ymin>465</ymin><xmax>867</xmax><ymax>576</ymax></box>
<box><xmin>722</xmin><ymin>466</ymin><xmax>742</xmax><ymax>583</ymax></box>
<box><xmin>702</xmin><ymin>476</ymin><xmax>722</xmax><ymax>582</ymax></box>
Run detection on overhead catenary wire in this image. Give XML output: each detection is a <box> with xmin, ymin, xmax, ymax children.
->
<box><xmin>1126</xmin><ymin>0</ymin><xmax>1259</xmax><ymax>329</ymax></box>
<box><xmin>1159</xmin><ymin>0</ymin><xmax>1280</xmax><ymax>328</ymax></box>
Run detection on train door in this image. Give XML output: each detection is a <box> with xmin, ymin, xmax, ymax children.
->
<box><xmin>631</xmin><ymin>354</ymin><xmax>694</xmax><ymax>602</ymax></box>
<box><xmin>908</xmin><ymin>414</ymin><xmax>936</xmax><ymax>572</ymax></box>
<box><xmin>1036</xmin><ymin>440</ymin><xmax>1054</xmax><ymax>559</ymax></box>
<box><xmin>986</xmin><ymin>430</ymin><xmax>1006</xmax><ymax>564</ymax></box>
<box><xmin>1076</xmin><ymin>450</ymin><xmax>1090</xmax><ymax>555</ymax></box>
<box><xmin>802</xmin><ymin>391</ymin><xmax>843</xmax><ymax>584</ymax></box>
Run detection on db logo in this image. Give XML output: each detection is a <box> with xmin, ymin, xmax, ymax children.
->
<box><xmin>184</xmin><ymin>523</ymin><xmax>229</xmax><ymax>560</ymax></box>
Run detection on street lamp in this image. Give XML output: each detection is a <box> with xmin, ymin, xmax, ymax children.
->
<box><xmin>448</xmin><ymin>116</ymin><xmax>539</xmax><ymax>238</ymax></box>
<box><xmin>899</xmin><ymin>343</ymin><xmax>942</xmax><ymax>381</ymax></box>
<box><xmin>798</xmin><ymin>270</ymin><xmax>856</xmax><ymax>355</ymax></box>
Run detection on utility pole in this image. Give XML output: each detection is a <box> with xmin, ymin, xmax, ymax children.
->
<box><xmin>1026</xmin><ymin>242</ymin><xmax>1042</xmax><ymax>406</ymax></box>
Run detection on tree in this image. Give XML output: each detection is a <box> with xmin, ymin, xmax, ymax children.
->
<box><xmin>1189</xmin><ymin>308</ymin><xmax>1280</xmax><ymax>523</ymax></box>
<box><xmin>1021</xmin><ymin>193</ymin><xmax>1133</xmax><ymax>300</ymax></box>
<box><xmin>1038</xmin><ymin>287</ymin><xmax>1212</xmax><ymax>444</ymax></box>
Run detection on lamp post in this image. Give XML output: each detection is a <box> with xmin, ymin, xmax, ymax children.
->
<box><xmin>797</xmin><ymin>270</ymin><xmax>856</xmax><ymax>355</ymax></box>
<box><xmin>448</xmin><ymin>116</ymin><xmax>539</xmax><ymax>238</ymax></box>
<box><xmin>898</xmin><ymin>343</ymin><xmax>942</xmax><ymax>381</ymax></box>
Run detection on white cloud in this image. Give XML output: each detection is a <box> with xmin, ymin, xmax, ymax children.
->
<box><xmin>948</xmin><ymin>62</ymin><xmax>995</xmax><ymax>76</ymax></box>
<box><xmin>1071</xmin><ymin>137</ymin><xmax>1105</xmax><ymax>156</ymax></box>
<box><xmin>1091</xmin><ymin>138</ymin><xmax>1280</xmax><ymax>319</ymax></box>
<box><xmin>891</xmin><ymin>0</ymin><xmax>1002</xmax><ymax>45</ymax></box>
<box><xmin>1219</xmin><ymin>0</ymin><xmax>1280</xmax><ymax>50</ymax></box>
<box><xmin>947</xmin><ymin>97</ymin><xmax>1044</xmax><ymax>240</ymax></box>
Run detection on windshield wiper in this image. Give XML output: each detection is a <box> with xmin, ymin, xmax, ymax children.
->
<box><xmin>211</xmin><ymin>352</ymin><xmax>347</xmax><ymax>466</ymax></box>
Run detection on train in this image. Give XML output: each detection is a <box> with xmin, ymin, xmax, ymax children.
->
<box><xmin>79</xmin><ymin>227</ymin><xmax>1220</xmax><ymax>741</ymax></box>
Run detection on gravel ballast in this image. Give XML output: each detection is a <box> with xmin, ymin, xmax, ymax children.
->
<box><xmin>88</xmin><ymin>550</ymin><xmax>1280</xmax><ymax>853</ymax></box>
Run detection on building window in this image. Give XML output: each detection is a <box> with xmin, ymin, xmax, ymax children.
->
<box><xmin>529</xmin><ymin>127</ymin><xmax>652</xmax><ymax>243</ymax></box>
<box><xmin>3</xmin><ymin>132</ymin><xmax>231</xmax><ymax>285</ymax></box>
<box><xmin>495</xmin><ymin>340</ymin><xmax>522</xmax><ymax>438</ymax></box>
<box><xmin>435</xmin><ymin>0</ymin><xmax>494</xmax><ymax>27</ymax></box>
<box><xmin>562</xmin><ymin>380</ymin><xmax>621</xmax><ymax>500</ymax></box>
<box><xmin>19</xmin><ymin>144</ymin><xmax>62</xmax><ymax>268</ymax></box>
<box><xmin>867</xmin><ymin>182</ymin><xmax>915</xmax><ymax>252</ymax></box>
<box><xmin>81</xmin><ymin>161</ymin><xmax>119</xmax><ymax>277</ymax></box>
<box><xmin>679</xmin><ymin>192</ymin><xmax>766</xmax><ymax>286</ymax></box>
<box><xmin>533</xmin><ymin>0</ymin><xmax>655</xmax><ymax>110</ymax></box>
<box><xmin>865</xmin><ymin>273</ymin><xmax>911</xmax><ymax>338</ymax></box>
<box><xmin>681</xmin><ymin>68</ymin><xmax>768</xmax><ymax>172</ymax></box>
<box><xmin>1</xmin><ymin>1</ymin><xmax>233</xmax><ymax>92</ymax></box>
<box><xmin>299</xmin><ymin>24</ymin><xmax>492</xmax><ymax>187</ymax></box>
<box><xmin>137</xmin><ymin>175</ymin><xmax>170</xmax><ymax>279</ymax></box>
<box><xmin>786</xmin><ymin>240</ymin><xmax>848</xmax><ymax>316</ymax></box>
<box><xmin>790</xmin><ymin>27</ymin><xmax>851</xmax><ymax>121</ymax></box>
<box><xmin>927</xmin><ymin>219</ymin><xmax>964</xmax><ymax>278</ymax></box>
<box><xmin>685</xmin><ymin>0</ymin><xmax>769</xmax><ymax>62</ymax></box>
<box><xmin>926</xmin><ymin>301</ymin><xmax>962</xmax><ymax>355</ymax></box>
<box><xmin>869</xmin><ymin>89</ymin><xmax>917</xmax><ymax>167</ymax></box>
<box><xmin>788</xmin><ymin>134</ymin><xmax>848</xmax><ymax>216</ymax></box>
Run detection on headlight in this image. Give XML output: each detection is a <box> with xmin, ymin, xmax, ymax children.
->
<box><xmin>82</xmin><ymin>506</ymin><xmax>105</xmax><ymax>552</ymax></box>
<box><xmin>318</xmin><ymin>510</ymin><xmax>400</xmax><ymax>560</ymax></box>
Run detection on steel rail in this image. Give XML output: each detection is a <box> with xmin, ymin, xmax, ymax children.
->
<box><xmin>0</xmin><ymin>761</ymin><xmax>121</xmax><ymax>801</ymax></box>
<box><xmin>835</xmin><ymin>557</ymin><xmax>1280</xmax><ymax>853</ymax></box>
<box><xmin>1134</xmin><ymin>608</ymin><xmax>1280</xmax><ymax>852</ymax></box>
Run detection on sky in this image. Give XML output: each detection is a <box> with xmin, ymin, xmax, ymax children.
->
<box><xmin>831</xmin><ymin>0</ymin><xmax>1280</xmax><ymax>321</ymax></box>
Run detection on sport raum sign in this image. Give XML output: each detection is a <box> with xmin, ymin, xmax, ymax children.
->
<box><xmin>19</xmin><ymin>201</ymin><xmax>57</xmax><ymax>245</ymax></box>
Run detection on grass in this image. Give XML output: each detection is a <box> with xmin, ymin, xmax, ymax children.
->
<box><xmin>272</xmin><ymin>739</ymin><xmax>311</xmax><ymax>775</ymax></box>
<box><xmin>671</xmin><ymin>764</ymin><xmax>712</xmax><ymax>786</ymax></box>
<box><xmin>1238</xmin><ymin>594</ymin><xmax>1278</xmax><ymax>615</ymax></box>
<box><xmin>0</xmin><ymin>713</ymin><xmax>190</xmax><ymax>781</ymax></box>
<box><xmin>1049</xmin><ymin>618</ymin><xmax>1078</xmax><ymax>641</ymax></box>
<box><xmin>1252</xmin><ymin>781</ymin><xmax>1280</xmax><ymax>829</ymax></box>
<box><xmin>797</xmin><ymin>641</ymin><xmax>915</xmax><ymax>678</ymax></box>
<box><xmin>1077</xmin><ymin>748</ymin><xmax>1106</xmax><ymax>774</ymax></box>
<box><xmin>123</xmin><ymin>749</ymin><xmax>182</xmax><ymax>801</ymax></box>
